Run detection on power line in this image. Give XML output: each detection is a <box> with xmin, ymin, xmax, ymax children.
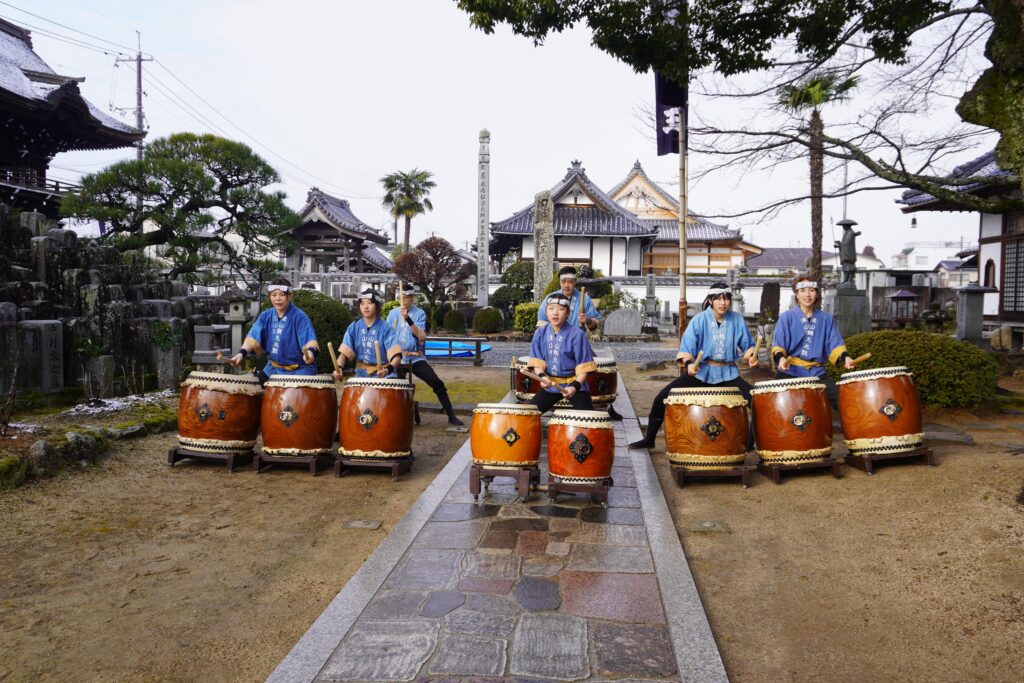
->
<box><xmin>0</xmin><ymin>13</ymin><xmax>124</xmax><ymax>55</ymax></box>
<box><xmin>0</xmin><ymin>1</ymin><xmax>145</xmax><ymax>55</ymax></box>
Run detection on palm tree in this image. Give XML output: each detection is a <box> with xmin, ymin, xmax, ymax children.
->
<box><xmin>380</xmin><ymin>169</ymin><xmax>436</xmax><ymax>253</ymax></box>
<box><xmin>778</xmin><ymin>73</ymin><xmax>858</xmax><ymax>290</ymax></box>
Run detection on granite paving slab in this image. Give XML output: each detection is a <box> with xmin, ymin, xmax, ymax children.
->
<box><xmin>420</xmin><ymin>590</ymin><xmax>465</xmax><ymax>618</ymax></box>
<box><xmin>319</xmin><ymin>620</ymin><xmax>439</xmax><ymax>681</ymax></box>
<box><xmin>567</xmin><ymin>543</ymin><xmax>655</xmax><ymax>573</ymax></box>
<box><xmin>509</xmin><ymin>613</ymin><xmax>590</xmax><ymax>680</ymax></box>
<box><xmin>593</xmin><ymin>623</ymin><xmax>678</xmax><ymax>678</ymax></box>
<box><xmin>427</xmin><ymin>635</ymin><xmax>507</xmax><ymax>677</ymax></box>
<box><xmin>444</xmin><ymin>609</ymin><xmax>517</xmax><ymax>637</ymax></box>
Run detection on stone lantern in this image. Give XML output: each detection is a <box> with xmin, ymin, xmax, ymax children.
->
<box><xmin>222</xmin><ymin>287</ymin><xmax>257</xmax><ymax>354</ymax></box>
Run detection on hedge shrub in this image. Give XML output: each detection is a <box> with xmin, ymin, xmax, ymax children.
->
<box><xmin>262</xmin><ymin>289</ymin><xmax>353</xmax><ymax>374</ymax></box>
<box><xmin>443</xmin><ymin>309</ymin><xmax>466</xmax><ymax>332</ymax></box>
<box><xmin>381</xmin><ymin>299</ymin><xmax>400</xmax><ymax>319</ymax></box>
<box><xmin>513</xmin><ymin>302</ymin><xmax>539</xmax><ymax>335</ymax></box>
<box><xmin>826</xmin><ymin>329</ymin><xmax>997</xmax><ymax>408</ymax></box>
<box><xmin>473</xmin><ymin>306</ymin><xmax>503</xmax><ymax>333</ymax></box>
<box><xmin>491</xmin><ymin>285</ymin><xmax>533</xmax><ymax>313</ymax></box>
<box><xmin>432</xmin><ymin>302</ymin><xmax>453</xmax><ymax>329</ymax></box>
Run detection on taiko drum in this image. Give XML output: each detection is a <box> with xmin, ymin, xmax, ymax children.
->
<box><xmin>751</xmin><ymin>377</ymin><xmax>833</xmax><ymax>463</ymax></box>
<box><xmin>261</xmin><ymin>374</ymin><xmax>337</xmax><ymax>455</ymax></box>
<box><xmin>511</xmin><ymin>357</ymin><xmax>618</xmax><ymax>407</ymax></box>
<box><xmin>178</xmin><ymin>371</ymin><xmax>262</xmax><ymax>454</ymax></box>
<box><xmin>546</xmin><ymin>410</ymin><xmax>615</xmax><ymax>485</ymax></box>
<box><xmin>837</xmin><ymin>366</ymin><xmax>924</xmax><ymax>456</ymax></box>
<box><xmin>339</xmin><ymin>377</ymin><xmax>414</xmax><ymax>460</ymax></box>
<box><xmin>470</xmin><ymin>403</ymin><xmax>542</xmax><ymax>468</ymax></box>
<box><xmin>664</xmin><ymin>386</ymin><xmax>749</xmax><ymax>469</ymax></box>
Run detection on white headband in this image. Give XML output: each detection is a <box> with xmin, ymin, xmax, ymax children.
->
<box><xmin>795</xmin><ymin>281</ymin><xmax>818</xmax><ymax>291</ymax></box>
<box><xmin>559</xmin><ymin>274</ymin><xmax>577</xmax><ymax>282</ymax></box>
<box><xmin>706</xmin><ymin>286</ymin><xmax>731</xmax><ymax>297</ymax></box>
<box><xmin>267</xmin><ymin>284</ymin><xmax>290</xmax><ymax>293</ymax></box>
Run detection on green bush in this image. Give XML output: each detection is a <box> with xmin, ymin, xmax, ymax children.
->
<box><xmin>0</xmin><ymin>453</ymin><xmax>27</xmax><ymax>490</ymax></box>
<box><xmin>472</xmin><ymin>307</ymin><xmax>503</xmax><ymax>333</ymax></box>
<box><xmin>492</xmin><ymin>285</ymin><xmax>533</xmax><ymax>312</ymax></box>
<box><xmin>826</xmin><ymin>329</ymin><xmax>997</xmax><ymax>408</ymax></box>
<box><xmin>514</xmin><ymin>302</ymin><xmax>540</xmax><ymax>335</ymax></box>
<box><xmin>585</xmin><ymin>269</ymin><xmax>613</xmax><ymax>299</ymax></box>
<box><xmin>381</xmin><ymin>299</ymin><xmax>400</xmax><ymax>319</ymax></box>
<box><xmin>262</xmin><ymin>289</ymin><xmax>353</xmax><ymax>374</ymax></box>
<box><xmin>443</xmin><ymin>309</ymin><xmax>466</xmax><ymax>332</ymax></box>
<box><xmin>433</xmin><ymin>302</ymin><xmax>453</xmax><ymax>329</ymax></box>
<box><xmin>542</xmin><ymin>273</ymin><xmax>560</xmax><ymax>298</ymax></box>
<box><xmin>597</xmin><ymin>290</ymin><xmax>641</xmax><ymax>315</ymax></box>
<box><xmin>500</xmin><ymin>260</ymin><xmax>534</xmax><ymax>291</ymax></box>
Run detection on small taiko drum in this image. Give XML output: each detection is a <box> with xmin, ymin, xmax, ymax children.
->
<box><xmin>664</xmin><ymin>386</ymin><xmax>749</xmax><ymax>469</ymax></box>
<box><xmin>470</xmin><ymin>403</ymin><xmax>542</xmax><ymax>468</ymax></box>
<box><xmin>261</xmin><ymin>374</ymin><xmax>338</xmax><ymax>455</ymax></box>
<box><xmin>339</xmin><ymin>377</ymin><xmax>414</xmax><ymax>460</ymax></box>
<box><xmin>511</xmin><ymin>357</ymin><xmax>618</xmax><ymax>407</ymax></box>
<box><xmin>751</xmin><ymin>377</ymin><xmax>833</xmax><ymax>464</ymax></box>
<box><xmin>178</xmin><ymin>371</ymin><xmax>262</xmax><ymax>454</ymax></box>
<box><xmin>837</xmin><ymin>366</ymin><xmax>924</xmax><ymax>456</ymax></box>
<box><xmin>547</xmin><ymin>410</ymin><xmax>615</xmax><ymax>485</ymax></box>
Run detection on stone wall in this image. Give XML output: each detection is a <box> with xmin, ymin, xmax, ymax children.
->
<box><xmin>0</xmin><ymin>203</ymin><xmax>226</xmax><ymax>396</ymax></box>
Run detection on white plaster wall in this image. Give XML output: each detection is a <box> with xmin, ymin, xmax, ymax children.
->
<box><xmin>627</xmin><ymin>239</ymin><xmax>643</xmax><ymax>273</ymax></box>
<box><xmin>592</xmin><ymin>238</ymin><xmax>612</xmax><ymax>274</ymax></box>
<box><xmin>557</xmin><ymin>237</ymin><xmax>591</xmax><ymax>259</ymax></box>
<box><xmin>980</xmin><ymin>241</ymin><xmax>1001</xmax><ymax>315</ymax></box>
<box><xmin>980</xmin><ymin>213</ymin><xmax>1002</xmax><ymax>239</ymax></box>
<box><xmin>521</xmin><ymin>236</ymin><xmax>535</xmax><ymax>259</ymax></box>
<box><xmin>611</xmin><ymin>239</ymin><xmax>627</xmax><ymax>276</ymax></box>
<box><xmin>553</xmin><ymin>183</ymin><xmax>595</xmax><ymax>205</ymax></box>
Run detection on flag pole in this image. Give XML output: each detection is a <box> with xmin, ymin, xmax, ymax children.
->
<box><xmin>677</xmin><ymin>93</ymin><xmax>688</xmax><ymax>339</ymax></box>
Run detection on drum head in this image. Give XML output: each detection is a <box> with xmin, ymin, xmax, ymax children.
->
<box><xmin>344</xmin><ymin>377</ymin><xmax>414</xmax><ymax>390</ymax></box>
<box><xmin>751</xmin><ymin>376</ymin><xmax>825</xmax><ymax>395</ymax></box>
<box><xmin>549</xmin><ymin>409</ymin><xmax>613</xmax><ymax>429</ymax></box>
<box><xmin>665</xmin><ymin>386</ymin><xmax>746</xmax><ymax>406</ymax></box>
<box><xmin>182</xmin><ymin>371</ymin><xmax>262</xmax><ymax>395</ymax></box>
<box><xmin>837</xmin><ymin>365</ymin><xmax>912</xmax><ymax>385</ymax></box>
<box><xmin>264</xmin><ymin>374</ymin><xmax>336</xmax><ymax>389</ymax></box>
<box><xmin>473</xmin><ymin>403</ymin><xmax>540</xmax><ymax>415</ymax></box>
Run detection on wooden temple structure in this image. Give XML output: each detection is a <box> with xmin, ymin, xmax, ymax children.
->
<box><xmin>286</xmin><ymin>188</ymin><xmax>392</xmax><ymax>274</ymax></box>
<box><xmin>0</xmin><ymin>19</ymin><xmax>144</xmax><ymax>217</ymax></box>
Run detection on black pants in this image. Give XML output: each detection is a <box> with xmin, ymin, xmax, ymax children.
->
<box><xmin>408</xmin><ymin>360</ymin><xmax>451</xmax><ymax>401</ymax></box>
<box><xmin>648</xmin><ymin>374</ymin><xmax>753</xmax><ymax>423</ymax></box>
<box><xmin>531</xmin><ymin>388</ymin><xmax>593</xmax><ymax>414</ymax></box>
<box><xmin>775</xmin><ymin>371</ymin><xmax>839</xmax><ymax>407</ymax></box>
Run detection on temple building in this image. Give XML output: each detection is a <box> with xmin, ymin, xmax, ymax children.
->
<box><xmin>285</xmin><ymin>188</ymin><xmax>392</xmax><ymax>273</ymax></box>
<box><xmin>607</xmin><ymin>161</ymin><xmax>762</xmax><ymax>275</ymax></box>
<box><xmin>0</xmin><ymin>19</ymin><xmax>144</xmax><ymax>216</ymax></box>
<box><xmin>490</xmin><ymin>161</ymin><xmax>658</xmax><ymax>276</ymax></box>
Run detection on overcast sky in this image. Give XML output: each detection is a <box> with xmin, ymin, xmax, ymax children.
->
<box><xmin>12</xmin><ymin>0</ymin><xmax>984</xmax><ymax>265</ymax></box>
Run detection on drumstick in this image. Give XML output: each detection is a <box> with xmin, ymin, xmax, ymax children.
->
<box><xmin>215</xmin><ymin>350</ymin><xmax>234</xmax><ymax>366</ymax></box>
<box><xmin>327</xmin><ymin>342</ymin><xmax>340</xmax><ymax>372</ymax></box>
<box><xmin>850</xmin><ymin>352</ymin><xmax>872</xmax><ymax>367</ymax></box>
<box><xmin>519</xmin><ymin>367</ymin><xmax>571</xmax><ymax>397</ymax></box>
<box><xmin>691</xmin><ymin>350</ymin><xmax>704</xmax><ymax>372</ymax></box>
<box><xmin>747</xmin><ymin>336</ymin><xmax>762</xmax><ymax>364</ymax></box>
<box><xmin>374</xmin><ymin>341</ymin><xmax>382</xmax><ymax>373</ymax></box>
<box><xmin>579</xmin><ymin>286</ymin><xmax>587</xmax><ymax>330</ymax></box>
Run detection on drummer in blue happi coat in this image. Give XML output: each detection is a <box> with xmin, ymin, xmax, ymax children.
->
<box><xmin>386</xmin><ymin>284</ymin><xmax>464</xmax><ymax>425</ymax></box>
<box><xmin>772</xmin><ymin>275</ymin><xmax>855</xmax><ymax>404</ymax></box>
<box><xmin>536</xmin><ymin>266</ymin><xmax>602</xmax><ymax>332</ymax></box>
<box><xmin>229</xmin><ymin>277</ymin><xmax>319</xmax><ymax>378</ymax></box>
<box><xmin>332</xmin><ymin>289</ymin><xmax>403</xmax><ymax>379</ymax></box>
<box><xmin>524</xmin><ymin>292</ymin><xmax>598</xmax><ymax>413</ymax></box>
<box><xmin>629</xmin><ymin>282</ymin><xmax>759</xmax><ymax>449</ymax></box>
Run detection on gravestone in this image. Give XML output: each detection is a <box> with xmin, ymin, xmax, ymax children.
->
<box><xmin>825</xmin><ymin>288</ymin><xmax>871</xmax><ymax>338</ymax></box>
<box><xmin>761</xmin><ymin>282</ymin><xmax>781</xmax><ymax>320</ymax></box>
<box><xmin>532</xmin><ymin>191</ymin><xmax>555</xmax><ymax>302</ymax></box>
<box><xmin>603</xmin><ymin>308</ymin><xmax>642</xmax><ymax>336</ymax></box>
<box><xmin>956</xmin><ymin>284</ymin><xmax>998</xmax><ymax>346</ymax></box>
<box><xmin>84</xmin><ymin>355</ymin><xmax>114</xmax><ymax>399</ymax></box>
<box><xmin>662</xmin><ymin>300</ymin><xmax>671</xmax><ymax>321</ymax></box>
<box><xmin>20</xmin><ymin>320</ymin><xmax>63</xmax><ymax>394</ymax></box>
<box><xmin>645</xmin><ymin>274</ymin><xmax>657</xmax><ymax>315</ymax></box>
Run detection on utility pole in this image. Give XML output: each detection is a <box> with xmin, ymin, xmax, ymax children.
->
<box><xmin>116</xmin><ymin>33</ymin><xmax>152</xmax><ymax>162</ymax></box>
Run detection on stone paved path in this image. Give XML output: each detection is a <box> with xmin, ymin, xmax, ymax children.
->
<box><xmin>268</xmin><ymin>382</ymin><xmax>726</xmax><ymax>683</ymax></box>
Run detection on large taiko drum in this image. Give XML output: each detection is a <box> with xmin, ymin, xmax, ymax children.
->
<box><xmin>261</xmin><ymin>374</ymin><xmax>338</xmax><ymax>455</ymax></box>
<box><xmin>751</xmin><ymin>377</ymin><xmax>833</xmax><ymax>464</ymax></box>
<box><xmin>178</xmin><ymin>371</ymin><xmax>262</xmax><ymax>454</ymax></box>
<box><xmin>664</xmin><ymin>386</ymin><xmax>749</xmax><ymax>469</ymax></box>
<box><xmin>511</xmin><ymin>357</ymin><xmax>618</xmax><ymax>407</ymax></box>
<box><xmin>470</xmin><ymin>403</ymin><xmax>542</xmax><ymax>468</ymax></box>
<box><xmin>339</xmin><ymin>377</ymin><xmax>414</xmax><ymax>460</ymax></box>
<box><xmin>547</xmin><ymin>410</ymin><xmax>615</xmax><ymax>485</ymax></box>
<box><xmin>837</xmin><ymin>366</ymin><xmax>924</xmax><ymax>456</ymax></box>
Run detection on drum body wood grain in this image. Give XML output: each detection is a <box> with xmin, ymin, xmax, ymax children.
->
<box><xmin>261</xmin><ymin>374</ymin><xmax>337</xmax><ymax>455</ymax></box>
<box><xmin>547</xmin><ymin>410</ymin><xmax>615</xmax><ymax>484</ymax></box>
<box><xmin>751</xmin><ymin>377</ymin><xmax>833</xmax><ymax>463</ymax></box>
<box><xmin>470</xmin><ymin>403</ymin><xmax>542</xmax><ymax>468</ymax></box>
<box><xmin>512</xmin><ymin>357</ymin><xmax>618</xmax><ymax>407</ymax></box>
<box><xmin>837</xmin><ymin>366</ymin><xmax>924</xmax><ymax>456</ymax></box>
<box><xmin>664</xmin><ymin>387</ymin><xmax>749</xmax><ymax>469</ymax></box>
<box><xmin>178</xmin><ymin>371</ymin><xmax>262</xmax><ymax>453</ymax></box>
<box><xmin>339</xmin><ymin>378</ymin><xmax>414</xmax><ymax>459</ymax></box>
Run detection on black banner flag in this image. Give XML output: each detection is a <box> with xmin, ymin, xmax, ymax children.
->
<box><xmin>655</xmin><ymin>72</ymin><xmax>688</xmax><ymax>156</ymax></box>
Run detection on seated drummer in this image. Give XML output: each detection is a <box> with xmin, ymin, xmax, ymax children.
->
<box><xmin>386</xmin><ymin>284</ymin><xmax>464</xmax><ymax>426</ymax></box>
<box><xmin>629</xmin><ymin>282</ymin><xmax>758</xmax><ymax>449</ymax></box>
<box><xmin>772</xmin><ymin>275</ymin><xmax>856</xmax><ymax>404</ymax></box>
<box><xmin>332</xmin><ymin>289</ymin><xmax>403</xmax><ymax>380</ymax></box>
<box><xmin>230</xmin><ymin>277</ymin><xmax>319</xmax><ymax>378</ymax></box>
<box><xmin>524</xmin><ymin>292</ymin><xmax>598</xmax><ymax>413</ymax></box>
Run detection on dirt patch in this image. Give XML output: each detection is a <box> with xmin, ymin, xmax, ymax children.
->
<box><xmin>621</xmin><ymin>362</ymin><xmax>1024</xmax><ymax>682</ymax></box>
<box><xmin>0</xmin><ymin>367</ymin><xmax>506</xmax><ymax>682</ymax></box>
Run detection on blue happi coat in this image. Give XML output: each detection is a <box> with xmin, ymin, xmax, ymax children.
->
<box><xmin>771</xmin><ymin>307</ymin><xmax>847</xmax><ymax>377</ymax></box>
<box><xmin>385</xmin><ymin>305</ymin><xmax>428</xmax><ymax>365</ymax></box>
<box><xmin>526</xmin><ymin>322</ymin><xmax>597</xmax><ymax>394</ymax></box>
<box><xmin>677</xmin><ymin>308</ymin><xmax>755</xmax><ymax>384</ymax></box>
<box><xmin>537</xmin><ymin>290</ymin><xmax>602</xmax><ymax>326</ymax></box>
<box><xmin>340</xmin><ymin>317</ymin><xmax>402</xmax><ymax>378</ymax></box>
<box><xmin>245</xmin><ymin>303</ymin><xmax>318</xmax><ymax>376</ymax></box>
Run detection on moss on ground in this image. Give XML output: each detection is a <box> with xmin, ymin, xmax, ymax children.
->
<box><xmin>414</xmin><ymin>380</ymin><xmax>507</xmax><ymax>405</ymax></box>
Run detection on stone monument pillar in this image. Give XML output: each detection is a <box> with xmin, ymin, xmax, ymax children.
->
<box><xmin>533</xmin><ymin>191</ymin><xmax>555</xmax><ymax>302</ymax></box>
<box><xmin>956</xmin><ymin>283</ymin><xmax>998</xmax><ymax>346</ymax></box>
<box><xmin>824</xmin><ymin>218</ymin><xmax>871</xmax><ymax>337</ymax></box>
<box><xmin>476</xmin><ymin>129</ymin><xmax>490</xmax><ymax>307</ymax></box>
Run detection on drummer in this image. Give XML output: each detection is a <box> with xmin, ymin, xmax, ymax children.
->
<box><xmin>386</xmin><ymin>284</ymin><xmax>464</xmax><ymax>426</ymax></box>
<box><xmin>772</xmin><ymin>275</ymin><xmax>856</xmax><ymax>403</ymax></box>
<box><xmin>229</xmin><ymin>277</ymin><xmax>319</xmax><ymax>378</ymax></box>
<box><xmin>629</xmin><ymin>282</ymin><xmax>758</xmax><ymax>449</ymax></box>
<box><xmin>536</xmin><ymin>266</ymin><xmax>602</xmax><ymax>332</ymax></box>
<box><xmin>524</xmin><ymin>292</ymin><xmax>597</xmax><ymax>413</ymax></box>
<box><xmin>332</xmin><ymin>289</ymin><xmax>403</xmax><ymax>380</ymax></box>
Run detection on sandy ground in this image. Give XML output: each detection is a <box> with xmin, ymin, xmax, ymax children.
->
<box><xmin>3</xmin><ymin>362</ymin><xmax>1023</xmax><ymax>682</ymax></box>
<box><xmin>0</xmin><ymin>367</ymin><xmax>506</xmax><ymax>683</ymax></box>
<box><xmin>622</xmin><ymin>362</ymin><xmax>1024</xmax><ymax>683</ymax></box>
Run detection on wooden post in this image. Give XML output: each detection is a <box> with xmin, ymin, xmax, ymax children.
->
<box><xmin>677</xmin><ymin>100</ymin><xmax>688</xmax><ymax>339</ymax></box>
